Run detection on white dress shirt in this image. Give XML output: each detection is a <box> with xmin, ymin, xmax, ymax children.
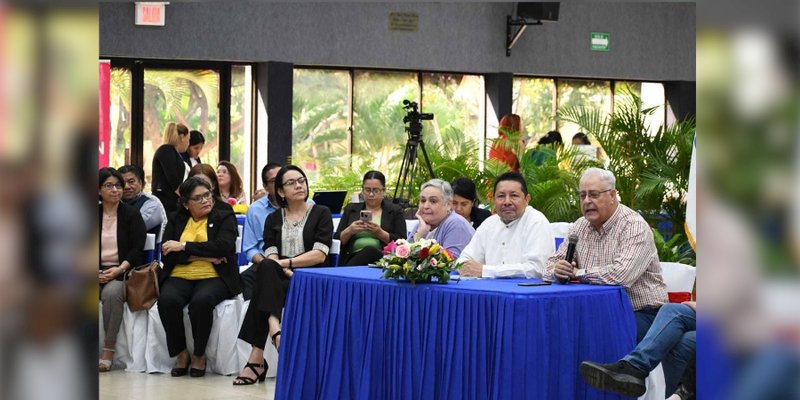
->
<box><xmin>457</xmin><ymin>206</ymin><xmax>554</xmax><ymax>278</ymax></box>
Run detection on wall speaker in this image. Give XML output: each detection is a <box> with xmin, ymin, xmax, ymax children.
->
<box><xmin>517</xmin><ymin>2</ymin><xmax>560</xmax><ymax>22</ymax></box>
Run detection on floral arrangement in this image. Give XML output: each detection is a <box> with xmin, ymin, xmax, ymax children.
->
<box><xmin>378</xmin><ymin>238</ymin><xmax>461</xmax><ymax>284</ymax></box>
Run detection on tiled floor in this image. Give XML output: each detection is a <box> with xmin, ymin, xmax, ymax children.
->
<box><xmin>99</xmin><ymin>369</ymin><xmax>275</xmax><ymax>400</ymax></box>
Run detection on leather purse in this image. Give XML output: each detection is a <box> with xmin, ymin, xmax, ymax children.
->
<box><xmin>124</xmin><ymin>260</ymin><xmax>160</xmax><ymax>311</ymax></box>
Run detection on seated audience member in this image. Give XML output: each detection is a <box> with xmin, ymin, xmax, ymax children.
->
<box><xmin>543</xmin><ymin>167</ymin><xmax>668</xmax><ymax>341</ymax></box>
<box><xmin>189</xmin><ymin>164</ymin><xmax>233</xmax><ymax>213</ymax></box>
<box><xmin>217</xmin><ymin>161</ymin><xmax>247</xmax><ymax>205</ymax></box>
<box><xmin>410</xmin><ymin>179</ymin><xmax>475</xmax><ymax>259</ymax></box>
<box><xmin>450</xmin><ymin>177</ymin><xmax>492</xmax><ymax>230</ymax></box>
<box><xmin>234</xmin><ymin>165</ymin><xmax>333</xmax><ymax>385</ymax></box>
<box><xmin>241</xmin><ymin>162</ymin><xmax>283</xmax><ymax>299</ymax></box>
<box><xmin>572</xmin><ymin>132</ymin><xmax>600</xmax><ymax>161</ymax></box>
<box><xmin>182</xmin><ymin>130</ymin><xmax>205</xmax><ymax>168</ymax></box>
<box><xmin>98</xmin><ymin>167</ymin><xmax>146</xmax><ymax>372</ymax></box>
<box><xmin>158</xmin><ymin>177</ymin><xmax>241</xmax><ymax>378</ymax></box>
<box><xmin>457</xmin><ymin>172</ymin><xmax>553</xmax><ymax>278</ymax></box>
<box><xmin>119</xmin><ymin>164</ymin><xmax>167</xmax><ymax>240</ymax></box>
<box><xmin>580</xmin><ymin>301</ymin><xmax>696</xmax><ymax>398</ymax></box>
<box><xmin>335</xmin><ymin>171</ymin><xmax>406</xmax><ymax>266</ymax></box>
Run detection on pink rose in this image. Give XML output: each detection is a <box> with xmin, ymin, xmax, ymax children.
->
<box><xmin>430</xmin><ymin>258</ymin><xmax>438</xmax><ymax>267</ymax></box>
<box><xmin>395</xmin><ymin>244</ymin><xmax>411</xmax><ymax>259</ymax></box>
<box><xmin>384</xmin><ymin>241</ymin><xmax>398</xmax><ymax>255</ymax></box>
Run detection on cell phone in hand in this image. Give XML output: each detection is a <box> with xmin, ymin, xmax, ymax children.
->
<box><xmin>360</xmin><ymin>210</ymin><xmax>372</xmax><ymax>223</ymax></box>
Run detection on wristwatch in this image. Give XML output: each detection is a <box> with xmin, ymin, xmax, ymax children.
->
<box><xmin>288</xmin><ymin>258</ymin><xmax>293</xmax><ymax>269</ymax></box>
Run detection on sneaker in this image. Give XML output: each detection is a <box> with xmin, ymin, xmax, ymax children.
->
<box><xmin>579</xmin><ymin>360</ymin><xmax>648</xmax><ymax>397</ymax></box>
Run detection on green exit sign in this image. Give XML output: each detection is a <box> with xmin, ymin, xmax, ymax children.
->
<box><xmin>591</xmin><ymin>32</ymin><xmax>610</xmax><ymax>51</ymax></box>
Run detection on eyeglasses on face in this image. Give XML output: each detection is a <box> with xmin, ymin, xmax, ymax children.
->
<box><xmin>362</xmin><ymin>187</ymin><xmax>385</xmax><ymax>195</ymax></box>
<box><xmin>189</xmin><ymin>191</ymin><xmax>213</xmax><ymax>203</ymax></box>
<box><xmin>282</xmin><ymin>177</ymin><xmax>307</xmax><ymax>187</ymax></box>
<box><xmin>265</xmin><ymin>178</ymin><xmax>276</xmax><ymax>185</ymax></box>
<box><xmin>102</xmin><ymin>183</ymin><xmax>123</xmax><ymax>190</ymax></box>
<box><xmin>578</xmin><ymin>189</ymin><xmax>612</xmax><ymax>200</ymax></box>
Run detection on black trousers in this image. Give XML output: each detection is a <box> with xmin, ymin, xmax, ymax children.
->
<box><xmin>158</xmin><ymin>277</ymin><xmax>231</xmax><ymax>357</ymax></box>
<box><xmin>238</xmin><ymin>259</ymin><xmax>290</xmax><ymax>350</ymax></box>
<box><xmin>344</xmin><ymin>245</ymin><xmax>383</xmax><ymax>266</ymax></box>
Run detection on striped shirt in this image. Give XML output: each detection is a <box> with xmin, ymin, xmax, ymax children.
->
<box><xmin>543</xmin><ymin>203</ymin><xmax>668</xmax><ymax>311</ymax></box>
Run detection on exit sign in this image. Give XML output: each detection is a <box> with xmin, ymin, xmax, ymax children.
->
<box><xmin>135</xmin><ymin>2</ymin><xmax>167</xmax><ymax>26</ymax></box>
<box><xmin>591</xmin><ymin>32</ymin><xmax>610</xmax><ymax>51</ymax></box>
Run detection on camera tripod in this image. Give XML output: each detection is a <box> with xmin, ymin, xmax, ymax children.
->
<box><xmin>392</xmin><ymin>100</ymin><xmax>435</xmax><ymax>209</ymax></box>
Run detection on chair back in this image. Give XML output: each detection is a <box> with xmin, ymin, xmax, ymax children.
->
<box><xmin>328</xmin><ymin>239</ymin><xmax>341</xmax><ymax>267</ymax></box>
<box><xmin>550</xmin><ymin>222</ymin><xmax>572</xmax><ymax>249</ymax></box>
<box><xmin>660</xmin><ymin>262</ymin><xmax>696</xmax><ymax>303</ymax></box>
<box><xmin>405</xmin><ymin>219</ymin><xmax>419</xmax><ymax>241</ymax></box>
<box><xmin>143</xmin><ymin>233</ymin><xmax>156</xmax><ymax>263</ymax></box>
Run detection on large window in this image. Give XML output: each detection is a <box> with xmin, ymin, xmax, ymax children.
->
<box><xmin>511</xmin><ymin>77</ymin><xmax>556</xmax><ymax>149</ymax></box>
<box><xmin>556</xmin><ymin>79</ymin><xmax>613</xmax><ymax>144</ymax></box>
<box><xmin>231</xmin><ymin>65</ymin><xmax>253</xmax><ymax>198</ymax></box>
<box><xmin>421</xmin><ymin>73</ymin><xmax>485</xmax><ymax>159</ymax></box>
<box><xmin>142</xmin><ymin>69</ymin><xmax>220</xmax><ymax>189</ymax></box>
<box><xmin>292</xmin><ymin>69</ymin><xmax>350</xmax><ymax>183</ymax></box>
<box><xmin>109</xmin><ymin>67</ymin><xmax>132</xmax><ymax>168</ymax></box>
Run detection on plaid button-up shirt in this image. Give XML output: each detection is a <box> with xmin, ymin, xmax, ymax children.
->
<box><xmin>543</xmin><ymin>203</ymin><xmax>668</xmax><ymax>311</ymax></box>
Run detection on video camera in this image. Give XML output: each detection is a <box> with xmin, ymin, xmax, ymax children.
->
<box><xmin>402</xmin><ymin>100</ymin><xmax>434</xmax><ymax>140</ymax></box>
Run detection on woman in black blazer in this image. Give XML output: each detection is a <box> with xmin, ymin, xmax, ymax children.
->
<box><xmin>152</xmin><ymin>122</ymin><xmax>190</xmax><ymax>215</ymax></box>
<box><xmin>158</xmin><ymin>177</ymin><xmax>242</xmax><ymax>378</ymax></box>
<box><xmin>99</xmin><ymin>167</ymin><xmax>146</xmax><ymax>372</ymax></box>
<box><xmin>335</xmin><ymin>170</ymin><xmax>406</xmax><ymax>265</ymax></box>
<box><xmin>233</xmin><ymin>165</ymin><xmax>333</xmax><ymax>385</ymax></box>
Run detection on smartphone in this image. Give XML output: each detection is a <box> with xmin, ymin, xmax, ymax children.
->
<box><xmin>517</xmin><ymin>281</ymin><xmax>551</xmax><ymax>286</ymax></box>
<box><xmin>360</xmin><ymin>210</ymin><xmax>372</xmax><ymax>223</ymax></box>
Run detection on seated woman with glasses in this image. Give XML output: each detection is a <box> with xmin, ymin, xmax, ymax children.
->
<box><xmin>334</xmin><ymin>170</ymin><xmax>407</xmax><ymax>266</ymax></box>
<box><xmin>233</xmin><ymin>165</ymin><xmax>333</xmax><ymax>385</ymax></box>
<box><xmin>410</xmin><ymin>179</ymin><xmax>475</xmax><ymax>259</ymax></box>
<box><xmin>158</xmin><ymin>177</ymin><xmax>242</xmax><ymax>378</ymax></box>
<box><xmin>99</xmin><ymin>167</ymin><xmax>146</xmax><ymax>372</ymax></box>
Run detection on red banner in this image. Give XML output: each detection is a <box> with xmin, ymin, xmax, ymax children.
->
<box><xmin>99</xmin><ymin>60</ymin><xmax>111</xmax><ymax>168</ymax></box>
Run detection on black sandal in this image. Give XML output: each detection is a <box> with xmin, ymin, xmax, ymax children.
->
<box><xmin>271</xmin><ymin>330</ymin><xmax>282</xmax><ymax>352</ymax></box>
<box><xmin>232</xmin><ymin>359</ymin><xmax>267</xmax><ymax>386</ymax></box>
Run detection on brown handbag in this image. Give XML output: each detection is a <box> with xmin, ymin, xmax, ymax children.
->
<box><xmin>124</xmin><ymin>260</ymin><xmax>160</xmax><ymax>311</ymax></box>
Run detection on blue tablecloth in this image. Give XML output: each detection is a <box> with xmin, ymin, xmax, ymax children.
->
<box><xmin>276</xmin><ymin>267</ymin><xmax>636</xmax><ymax>400</ymax></box>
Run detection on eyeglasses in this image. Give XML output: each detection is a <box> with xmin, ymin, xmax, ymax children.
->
<box><xmin>362</xmin><ymin>187</ymin><xmax>385</xmax><ymax>195</ymax></box>
<box><xmin>189</xmin><ymin>191</ymin><xmax>213</xmax><ymax>203</ymax></box>
<box><xmin>282</xmin><ymin>177</ymin><xmax>307</xmax><ymax>187</ymax></box>
<box><xmin>102</xmin><ymin>183</ymin><xmax>123</xmax><ymax>190</ymax></box>
<box><xmin>265</xmin><ymin>178</ymin><xmax>276</xmax><ymax>185</ymax></box>
<box><xmin>579</xmin><ymin>189</ymin><xmax>612</xmax><ymax>200</ymax></box>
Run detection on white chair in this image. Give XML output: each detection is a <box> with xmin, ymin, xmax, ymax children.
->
<box><xmin>143</xmin><ymin>233</ymin><xmax>156</xmax><ymax>263</ymax></box>
<box><xmin>98</xmin><ymin>303</ymin><xmax>149</xmax><ymax>372</ymax></box>
<box><xmin>329</xmin><ymin>239</ymin><xmax>341</xmax><ymax>267</ymax></box>
<box><xmin>638</xmin><ymin>262</ymin><xmax>695</xmax><ymax>400</ymax></box>
<box><xmin>145</xmin><ymin>295</ymin><xmax>245</xmax><ymax>375</ymax></box>
<box><xmin>332</xmin><ymin>217</ymin><xmax>341</xmax><ymax>232</ymax></box>
<box><xmin>405</xmin><ymin>219</ymin><xmax>419</xmax><ymax>241</ymax></box>
<box><xmin>550</xmin><ymin>222</ymin><xmax>572</xmax><ymax>249</ymax></box>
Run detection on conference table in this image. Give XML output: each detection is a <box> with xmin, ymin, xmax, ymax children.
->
<box><xmin>275</xmin><ymin>267</ymin><xmax>636</xmax><ymax>400</ymax></box>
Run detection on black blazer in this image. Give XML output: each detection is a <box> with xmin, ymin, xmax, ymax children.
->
<box><xmin>99</xmin><ymin>202</ymin><xmax>147</xmax><ymax>276</ymax></box>
<box><xmin>334</xmin><ymin>199</ymin><xmax>406</xmax><ymax>263</ymax></box>
<box><xmin>152</xmin><ymin>144</ymin><xmax>186</xmax><ymax>214</ymax></box>
<box><xmin>470</xmin><ymin>207</ymin><xmax>492</xmax><ymax>230</ymax></box>
<box><xmin>263</xmin><ymin>204</ymin><xmax>333</xmax><ymax>266</ymax></box>
<box><xmin>160</xmin><ymin>206</ymin><xmax>242</xmax><ymax>297</ymax></box>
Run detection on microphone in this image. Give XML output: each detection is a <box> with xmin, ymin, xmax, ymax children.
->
<box><xmin>565</xmin><ymin>234</ymin><xmax>578</xmax><ymax>263</ymax></box>
<box><xmin>563</xmin><ymin>234</ymin><xmax>578</xmax><ymax>283</ymax></box>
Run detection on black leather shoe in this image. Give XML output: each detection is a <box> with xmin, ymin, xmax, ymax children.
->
<box><xmin>189</xmin><ymin>365</ymin><xmax>206</xmax><ymax>377</ymax></box>
<box><xmin>579</xmin><ymin>360</ymin><xmax>647</xmax><ymax>397</ymax></box>
<box><xmin>171</xmin><ymin>363</ymin><xmax>189</xmax><ymax>377</ymax></box>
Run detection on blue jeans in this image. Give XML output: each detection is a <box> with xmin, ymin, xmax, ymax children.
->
<box><xmin>625</xmin><ymin>303</ymin><xmax>696</xmax><ymax>396</ymax></box>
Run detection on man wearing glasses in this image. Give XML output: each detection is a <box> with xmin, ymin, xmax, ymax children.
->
<box><xmin>119</xmin><ymin>164</ymin><xmax>167</xmax><ymax>241</ymax></box>
<box><xmin>456</xmin><ymin>171</ymin><xmax>554</xmax><ymax>278</ymax></box>
<box><xmin>543</xmin><ymin>167</ymin><xmax>668</xmax><ymax>341</ymax></box>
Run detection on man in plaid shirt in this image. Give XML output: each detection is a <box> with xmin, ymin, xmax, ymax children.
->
<box><xmin>543</xmin><ymin>167</ymin><xmax>668</xmax><ymax>342</ymax></box>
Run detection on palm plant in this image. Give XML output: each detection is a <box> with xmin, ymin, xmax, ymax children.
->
<box><xmin>557</xmin><ymin>89</ymin><xmax>695</xmax><ymax>237</ymax></box>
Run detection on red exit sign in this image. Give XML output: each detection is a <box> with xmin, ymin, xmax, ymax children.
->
<box><xmin>135</xmin><ymin>2</ymin><xmax>167</xmax><ymax>26</ymax></box>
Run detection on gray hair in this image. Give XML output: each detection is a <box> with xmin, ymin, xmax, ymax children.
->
<box><xmin>420</xmin><ymin>179</ymin><xmax>453</xmax><ymax>203</ymax></box>
<box><xmin>580</xmin><ymin>167</ymin><xmax>616</xmax><ymax>190</ymax></box>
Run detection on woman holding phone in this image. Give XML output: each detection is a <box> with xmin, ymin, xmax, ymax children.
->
<box><xmin>334</xmin><ymin>170</ymin><xmax>406</xmax><ymax>266</ymax></box>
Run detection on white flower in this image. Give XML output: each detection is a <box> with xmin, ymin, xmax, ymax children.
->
<box><xmin>396</xmin><ymin>239</ymin><xmax>409</xmax><ymax>246</ymax></box>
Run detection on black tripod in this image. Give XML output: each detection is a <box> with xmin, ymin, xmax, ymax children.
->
<box><xmin>393</xmin><ymin>100</ymin><xmax>435</xmax><ymax>209</ymax></box>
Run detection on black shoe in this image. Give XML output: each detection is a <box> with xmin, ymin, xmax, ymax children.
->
<box><xmin>189</xmin><ymin>363</ymin><xmax>206</xmax><ymax>378</ymax></box>
<box><xmin>579</xmin><ymin>360</ymin><xmax>647</xmax><ymax>397</ymax></box>
<box><xmin>232</xmin><ymin>358</ymin><xmax>268</xmax><ymax>386</ymax></box>
<box><xmin>672</xmin><ymin>383</ymin><xmax>694</xmax><ymax>400</ymax></box>
<box><xmin>171</xmin><ymin>362</ymin><xmax>189</xmax><ymax>377</ymax></box>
